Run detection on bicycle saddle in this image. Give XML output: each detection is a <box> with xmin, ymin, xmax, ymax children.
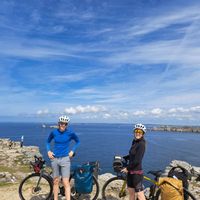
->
<box><xmin>148</xmin><ymin>170</ymin><xmax>163</xmax><ymax>177</ymax></box>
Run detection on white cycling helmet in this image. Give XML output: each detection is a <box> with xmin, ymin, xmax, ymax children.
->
<box><xmin>58</xmin><ymin>115</ymin><xmax>70</xmax><ymax>123</ymax></box>
<box><xmin>134</xmin><ymin>123</ymin><xmax>146</xmax><ymax>134</ymax></box>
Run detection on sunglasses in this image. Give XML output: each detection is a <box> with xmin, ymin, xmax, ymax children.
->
<box><xmin>134</xmin><ymin>129</ymin><xmax>144</xmax><ymax>134</ymax></box>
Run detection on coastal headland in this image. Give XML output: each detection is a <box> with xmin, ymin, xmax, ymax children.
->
<box><xmin>0</xmin><ymin>138</ymin><xmax>200</xmax><ymax>200</ymax></box>
<box><xmin>151</xmin><ymin>125</ymin><xmax>200</xmax><ymax>133</ymax></box>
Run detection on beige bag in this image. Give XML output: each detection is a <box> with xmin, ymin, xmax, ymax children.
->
<box><xmin>158</xmin><ymin>177</ymin><xmax>184</xmax><ymax>200</ymax></box>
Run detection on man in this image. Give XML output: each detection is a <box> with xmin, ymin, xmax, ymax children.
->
<box><xmin>46</xmin><ymin>115</ymin><xmax>80</xmax><ymax>200</ymax></box>
<box><xmin>20</xmin><ymin>135</ymin><xmax>24</xmax><ymax>148</ymax></box>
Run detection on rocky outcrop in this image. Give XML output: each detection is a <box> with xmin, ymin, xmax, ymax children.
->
<box><xmin>152</xmin><ymin>125</ymin><xmax>200</xmax><ymax>133</ymax></box>
<box><xmin>0</xmin><ymin>138</ymin><xmax>42</xmax><ymax>183</ymax></box>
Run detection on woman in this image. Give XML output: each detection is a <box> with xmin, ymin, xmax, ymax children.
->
<box><xmin>121</xmin><ymin>123</ymin><xmax>146</xmax><ymax>200</ymax></box>
<box><xmin>46</xmin><ymin>115</ymin><xmax>80</xmax><ymax>200</ymax></box>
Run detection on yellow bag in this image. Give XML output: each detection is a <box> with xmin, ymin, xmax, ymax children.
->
<box><xmin>158</xmin><ymin>177</ymin><xmax>184</xmax><ymax>200</ymax></box>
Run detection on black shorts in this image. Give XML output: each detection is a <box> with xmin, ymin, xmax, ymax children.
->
<box><xmin>127</xmin><ymin>173</ymin><xmax>144</xmax><ymax>192</ymax></box>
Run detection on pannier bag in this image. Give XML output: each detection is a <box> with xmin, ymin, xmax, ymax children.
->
<box><xmin>88</xmin><ymin>161</ymin><xmax>99</xmax><ymax>180</ymax></box>
<box><xmin>158</xmin><ymin>177</ymin><xmax>184</xmax><ymax>200</ymax></box>
<box><xmin>74</xmin><ymin>164</ymin><xmax>93</xmax><ymax>194</ymax></box>
<box><xmin>168</xmin><ymin>166</ymin><xmax>190</xmax><ymax>199</ymax></box>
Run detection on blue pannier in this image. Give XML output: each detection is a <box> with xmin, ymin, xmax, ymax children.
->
<box><xmin>74</xmin><ymin>164</ymin><xmax>93</xmax><ymax>194</ymax></box>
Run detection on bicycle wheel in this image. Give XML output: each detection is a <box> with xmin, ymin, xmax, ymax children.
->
<box><xmin>102</xmin><ymin>176</ymin><xmax>129</xmax><ymax>200</ymax></box>
<box><xmin>155</xmin><ymin>188</ymin><xmax>196</xmax><ymax>200</ymax></box>
<box><xmin>19</xmin><ymin>173</ymin><xmax>53</xmax><ymax>200</ymax></box>
<box><xmin>70</xmin><ymin>175</ymin><xmax>99</xmax><ymax>200</ymax></box>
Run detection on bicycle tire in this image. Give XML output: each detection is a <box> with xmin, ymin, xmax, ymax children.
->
<box><xmin>70</xmin><ymin>175</ymin><xmax>99</xmax><ymax>200</ymax></box>
<box><xmin>102</xmin><ymin>176</ymin><xmax>129</xmax><ymax>200</ymax></box>
<box><xmin>155</xmin><ymin>187</ymin><xmax>196</xmax><ymax>200</ymax></box>
<box><xmin>19</xmin><ymin>173</ymin><xmax>53</xmax><ymax>200</ymax></box>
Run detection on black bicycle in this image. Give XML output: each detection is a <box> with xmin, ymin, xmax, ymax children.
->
<box><xmin>18</xmin><ymin>155</ymin><xmax>100</xmax><ymax>200</ymax></box>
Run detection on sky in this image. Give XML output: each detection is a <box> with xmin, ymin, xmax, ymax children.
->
<box><xmin>0</xmin><ymin>0</ymin><xmax>200</xmax><ymax>125</ymax></box>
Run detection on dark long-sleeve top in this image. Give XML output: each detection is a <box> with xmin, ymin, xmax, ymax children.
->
<box><xmin>46</xmin><ymin>127</ymin><xmax>80</xmax><ymax>158</ymax></box>
<box><xmin>124</xmin><ymin>137</ymin><xmax>146</xmax><ymax>171</ymax></box>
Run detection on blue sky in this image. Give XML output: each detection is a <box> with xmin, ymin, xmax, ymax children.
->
<box><xmin>0</xmin><ymin>0</ymin><xmax>200</xmax><ymax>125</ymax></box>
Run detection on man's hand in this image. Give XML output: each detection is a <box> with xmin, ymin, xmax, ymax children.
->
<box><xmin>48</xmin><ymin>151</ymin><xmax>55</xmax><ymax>159</ymax></box>
<box><xmin>121</xmin><ymin>168</ymin><xmax>128</xmax><ymax>173</ymax></box>
<box><xmin>68</xmin><ymin>151</ymin><xmax>74</xmax><ymax>158</ymax></box>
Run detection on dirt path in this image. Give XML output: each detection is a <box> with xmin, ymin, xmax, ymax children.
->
<box><xmin>0</xmin><ymin>184</ymin><xmax>20</xmax><ymax>200</ymax></box>
<box><xmin>0</xmin><ymin>184</ymin><xmax>67</xmax><ymax>200</ymax></box>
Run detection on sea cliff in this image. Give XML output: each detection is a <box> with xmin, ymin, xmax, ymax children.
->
<box><xmin>0</xmin><ymin>138</ymin><xmax>200</xmax><ymax>200</ymax></box>
<box><xmin>151</xmin><ymin>125</ymin><xmax>200</xmax><ymax>133</ymax></box>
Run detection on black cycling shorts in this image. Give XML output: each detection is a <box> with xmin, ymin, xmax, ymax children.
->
<box><xmin>127</xmin><ymin>173</ymin><xmax>144</xmax><ymax>192</ymax></box>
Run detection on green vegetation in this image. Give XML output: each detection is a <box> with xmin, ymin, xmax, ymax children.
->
<box><xmin>0</xmin><ymin>165</ymin><xmax>31</xmax><ymax>174</ymax></box>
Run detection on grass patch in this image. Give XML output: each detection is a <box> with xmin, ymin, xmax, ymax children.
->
<box><xmin>0</xmin><ymin>164</ymin><xmax>31</xmax><ymax>174</ymax></box>
<box><xmin>14</xmin><ymin>155</ymin><xmax>25</xmax><ymax>164</ymax></box>
<box><xmin>0</xmin><ymin>182</ymin><xmax>17</xmax><ymax>187</ymax></box>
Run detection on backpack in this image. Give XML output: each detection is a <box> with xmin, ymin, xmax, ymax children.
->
<box><xmin>74</xmin><ymin>164</ymin><xmax>93</xmax><ymax>194</ymax></box>
<box><xmin>168</xmin><ymin>166</ymin><xmax>190</xmax><ymax>200</ymax></box>
<box><xmin>158</xmin><ymin>177</ymin><xmax>184</xmax><ymax>200</ymax></box>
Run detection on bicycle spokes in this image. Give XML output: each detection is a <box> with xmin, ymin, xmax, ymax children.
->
<box><xmin>19</xmin><ymin>175</ymin><xmax>52</xmax><ymax>199</ymax></box>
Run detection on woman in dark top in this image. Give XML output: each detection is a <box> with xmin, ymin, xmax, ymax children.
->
<box><xmin>122</xmin><ymin>123</ymin><xmax>146</xmax><ymax>200</ymax></box>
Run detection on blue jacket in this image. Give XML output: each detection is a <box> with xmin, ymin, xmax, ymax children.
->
<box><xmin>46</xmin><ymin>127</ymin><xmax>80</xmax><ymax>158</ymax></box>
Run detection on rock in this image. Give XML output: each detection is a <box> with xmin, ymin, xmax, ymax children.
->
<box><xmin>0</xmin><ymin>138</ymin><xmax>42</xmax><ymax>183</ymax></box>
<box><xmin>0</xmin><ymin>172</ymin><xmax>17</xmax><ymax>183</ymax></box>
<box><xmin>169</xmin><ymin>160</ymin><xmax>193</xmax><ymax>172</ymax></box>
<box><xmin>151</xmin><ymin>125</ymin><xmax>200</xmax><ymax>133</ymax></box>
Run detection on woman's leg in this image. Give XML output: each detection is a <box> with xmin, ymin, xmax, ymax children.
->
<box><xmin>53</xmin><ymin>177</ymin><xmax>60</xmax><ymax>200</ymax></box>
<box><xmin>136</xmin><ymin>191</ymin><xmax>146</xmax><ymax>200</ymax></box>
<box><xmin>128</xmin><ymin>187</ymin><xmax>136</xmax><ymax>200</ymax></box>
<box><xmin>132</xmin><ymin>174</ymin><xmax>145</xmax><ymax>200</ymax></box>
<box><xmin>63</xmin><ymin>178</ymin><xmax>71</xmax><ymax>200</ymax></box>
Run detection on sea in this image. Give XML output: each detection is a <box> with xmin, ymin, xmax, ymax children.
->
<box><xmin>0</xmin><ymin>122</ymin><xmax>200</xmax><ymax>174</ymax></box>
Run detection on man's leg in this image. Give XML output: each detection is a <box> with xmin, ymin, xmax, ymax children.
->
<box><xmin>60</xmin><ymin>156</ymin><xmax>71</xmax><ymax>200</ymax></box>
<box><xmin>53</xmin><ymin>177</ymin><xmax>60</xmax><ymax>200</ymax></box>
<box><xmin>51</xmin><ymin>158</ymin><xmax>60</xmax><ymax>200</ymax></box>
<box><xmin>62</xmin><ymin>177</ymin><xmax>71</xmax><ymax>200</ymax></box>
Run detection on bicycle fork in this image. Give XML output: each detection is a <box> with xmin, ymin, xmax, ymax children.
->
<box><xmin>33</xmin><ymin>173</ymin><xmax>43</xmax><ymax>193</ymax></box>
<box><xmin>119</xmin><ymin>180</ymin><xmax>127</xmax><ymax>198</ymax></box>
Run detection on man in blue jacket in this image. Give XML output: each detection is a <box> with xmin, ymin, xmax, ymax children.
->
<box><xmin>47</xmin><ymin>115</ymin><xmax>80</xmax><ymax>200</ymax></box>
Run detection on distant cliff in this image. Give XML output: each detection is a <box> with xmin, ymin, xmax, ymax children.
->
<box><xmin>151</xmin><ymin>125</ymin><xmax>200</xmax><ymax>133</ymax></box>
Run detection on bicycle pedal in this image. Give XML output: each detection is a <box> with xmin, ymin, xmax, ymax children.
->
<box><xmin>119</xmin><ymin>192</ymin><xmax>126</xmax><ymax>197</ymax></box>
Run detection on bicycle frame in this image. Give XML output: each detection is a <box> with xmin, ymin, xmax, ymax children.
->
<box><xmin>114</xmin><ymin>172</ymin><xmax>159</xmax><ymax>199</ymax></box>
<box><xmin>144</xmin><ymin>175</ymin><xmax>158</xmax><ymax>186</ymax></box>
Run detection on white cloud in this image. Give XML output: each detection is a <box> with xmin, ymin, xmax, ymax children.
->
<box><xmin>151</xmin><ymin>108</ymin><xmax>163</xmax><ymax>115</ymax></box>
<box><xmin>190</xmin><ymin>106</ymin><xmax>200</xmax><ymax>112</ymax></box>
<box><xmin>133</xmin><ymin>111</ymin><xmax>146</xmax><ymax>116</ymax></box>
<box><xmin>64</xmin><ymin>105</ymin><xmax>106</xmax><ymax>114</ymax></box>
<box><xmin>37</xmin><ymin>109</ymin><xmax>49</xmax><ymax>115</ymax></box>
<box><xmin>103</xmin><ymin>113</ymin><xmax>111</xmax><ymax>119</ymax></box>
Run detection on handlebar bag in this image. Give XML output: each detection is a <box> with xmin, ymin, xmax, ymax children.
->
<box><xmin>74</xmin><ymin>164</ymin><xmax>93</xmax><ymax>194</ymax></box>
